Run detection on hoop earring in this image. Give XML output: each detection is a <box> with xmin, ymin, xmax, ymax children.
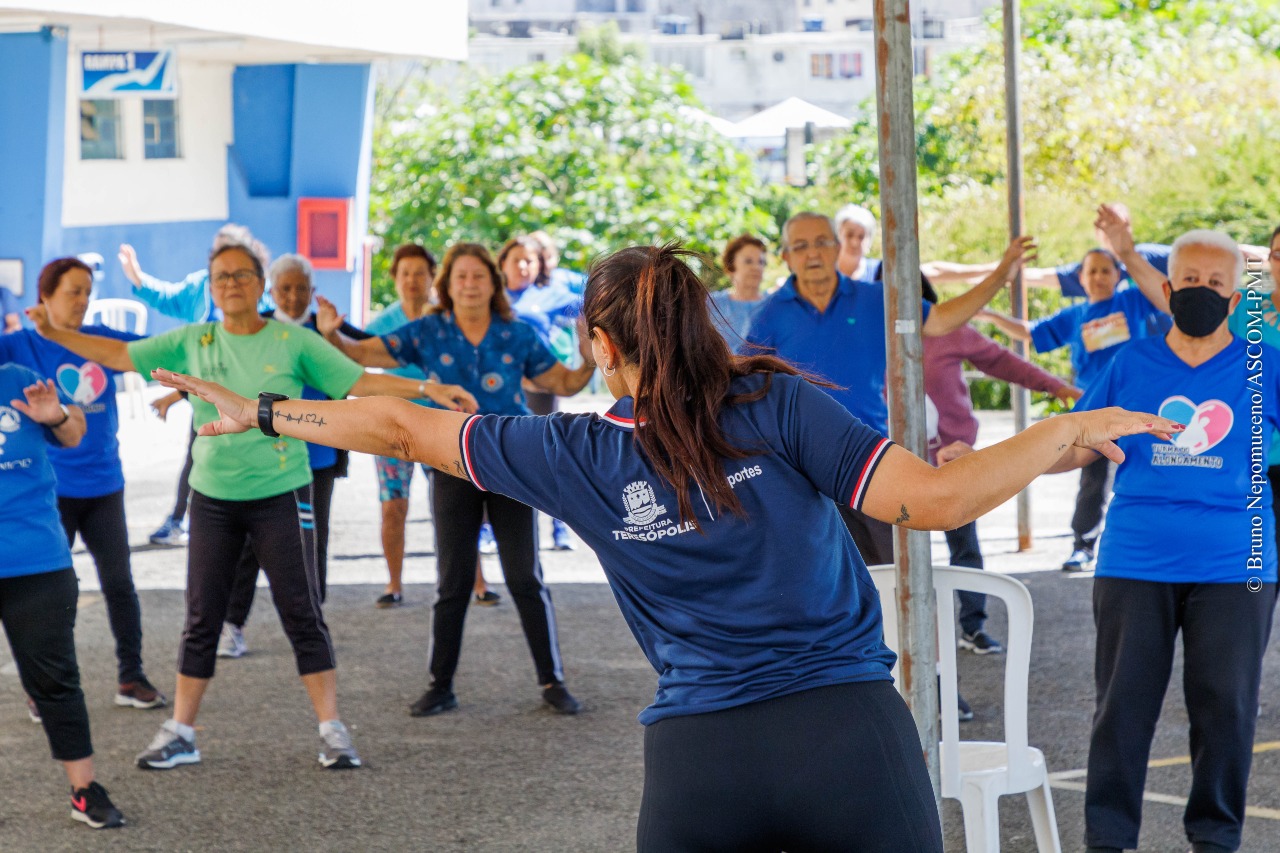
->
<box><xmin>602</xmin><ymin>362</ymin><xmax>616</xmax><ymax>377</ymax></box>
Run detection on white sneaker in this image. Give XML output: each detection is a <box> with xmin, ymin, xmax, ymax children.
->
<box><xmin>318</xmin><ymin>720</ymin><xmax>362</xmax><ymax>769</ymax></box>
<box><xmin>216</xmin><ymin>623</ymin><xmax>246</xmax><ymax>658</ymax></box>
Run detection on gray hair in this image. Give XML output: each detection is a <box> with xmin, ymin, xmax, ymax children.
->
<box><xmin>781</xmin><ymin>212</ymin><xmax>836</xmax><ymax>249</ymax></box>
<box><xmin>1169</xmin><ymin>230</ymin><xmax>1244</xmax><ymax>284</ymax></box>
<box><xmin>269</xmin><ymin>253</ymin><xmax>313</xmax><ymax>286</ymax></box>
<box><xmin>833</xmin><ymin>204</ymin><xmax>877</xmax><ymax>243</ymax></box>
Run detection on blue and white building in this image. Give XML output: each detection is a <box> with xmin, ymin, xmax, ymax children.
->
<box><xmin>0</xmin><ymin>1</ymin><xmax>466</xmax><ymax>330</ymax></box>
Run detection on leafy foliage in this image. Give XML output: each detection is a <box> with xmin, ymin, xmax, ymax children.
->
<box><xmin>371</xmin><ymin>54</ymin><xmax>773</xmax><ymax>306</ymax></box>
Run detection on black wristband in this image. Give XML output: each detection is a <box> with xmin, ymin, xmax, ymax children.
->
<box><xmin>258</xmin><ymin>392</ymin><xmax>289</xmax><ymax>437</ymax></box>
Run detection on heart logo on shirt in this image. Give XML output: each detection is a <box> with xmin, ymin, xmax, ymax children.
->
<box><xmin>1157</xmin><ymin>396</ymin><xmax>1233</xmax><ymax>456</ymax></box>
<box><xmin>57</xmin><ymin>362</ymin><xmax>108</xmax><ymax>405</ymax></box>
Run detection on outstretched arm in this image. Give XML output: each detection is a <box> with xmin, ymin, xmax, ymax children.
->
<box><xmin>152</xmin><ymin>369</ymin><xmax>474</xmax><ymax>478</ymax></box>
<box><xmin>922</xmin><ymin>236</ymin><xmax>1037</xmax><ymax>337</ymax></box>
<box><xmin>348</xmin><ymin>372</ymin><xmax>478</xmax><ymax>413</ymax></box>
<box><xmin>315</xmin><ymin>296</ymin><xmax>400</xmax><ymax>367</ymax></box>
<box><xmin>973</xmin><ymin>308</ymin><xmax>1032</xmax><ymax>342</ymax></box>
<box><xmin>1094</xmin><ymin>204</ymin><xmax>1170</xmax><ymax>314</ymax></box>
<box><xmin>861</xmin><ymin>407</ymin><xmax>1181</xmax><ymax>531</ymax></box>
<box><xmin>26</xmin><ymin>305</ymin><xmax>135</xmax><ymax>372</ymax></box>
<box><xmin>527</xmin><ymin>326</ymin><xmax>597</xmax><ymax>396</ymax></box>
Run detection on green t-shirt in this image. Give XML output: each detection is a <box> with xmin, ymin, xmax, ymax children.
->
<box><xmin>129</xmin><ymin>320</ymin><xmax>364</xmax><ymax>501</ymax></box>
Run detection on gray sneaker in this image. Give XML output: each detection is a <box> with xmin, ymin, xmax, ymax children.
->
<box><xmin>217</xmin><ymin>623</ymin><xmax>246</xmax><ymax>658</ymax></box>
<box><xmin>136</xmin><ymin>720</ymin><xmax>200</xmax><ymax>770</ymax></box>
<box><xmin>318</xmin><ymin>721</ymin><xmax>362</xmax><ymax>769</ymax></box>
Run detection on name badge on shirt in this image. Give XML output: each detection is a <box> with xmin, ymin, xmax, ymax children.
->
<box><xmin>1080</xmin><ymin>312</ymin><xmax>1131</xmax><ymax>353</ymax></box>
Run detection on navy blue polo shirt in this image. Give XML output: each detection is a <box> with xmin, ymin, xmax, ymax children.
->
<box><xmin>460</xmin><ymin>372</ymin><xmax>898</xmax><ymax>724</ymax></box>
<box><xmin>744</xmin><ymin>273</ymin><xmax>932</xmax><ymax>434</ymax></box>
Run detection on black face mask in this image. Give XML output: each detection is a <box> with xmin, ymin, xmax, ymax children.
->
<box><xmin>1168</xmin><ymin>285</ymin><xmax>1232</xmax><ymax>337</ymax></box>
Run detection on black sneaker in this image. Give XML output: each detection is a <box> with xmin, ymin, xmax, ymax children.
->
<box><xmin>473</xmin><ymin>590</ymin><xmax>501</xmax><ymax>606</ymax></box>
<box><xmin>409</xmin><ymin>686</ymin><xmax>458</xmax><ymax>717</ymax></box>
<box><xmin>958</xmin><ymin>631</ymin><xmax>1005</xmax><ymax>656</ymax></box>
<box><xmin>375</xmin><ymin>592</ymin><xmax>403</xmax><ymax>609</ymax></box>
<box><xmin>542</xmin><ymin>683</ymin><xmax>582</xmax><ymax>715</ymax></box>
<box><xmin>70</xmin><ymin>781</ymin><xmax>125</xmax><ymax>829</ymax></box>
<box><xmin>958</xmin><ymin>694</ymin><xmax>975</xmax><ymax>723</ymax></box>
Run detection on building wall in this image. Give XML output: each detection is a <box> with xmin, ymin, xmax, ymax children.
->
<box><xmin>0</xmin><ymin>29</ymin><xmax>374</xmax><ymax>333</ymax></box>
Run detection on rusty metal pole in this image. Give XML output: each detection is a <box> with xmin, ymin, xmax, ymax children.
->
<box><xmin>1004</xmin><ymin>0</ymin><xmax>1033</xmax><ymax>551</ymax></box>
<box><xmin>873</xmin><ymin>0</ymin><xmax>940</xmax><ymax>800</ymax></box>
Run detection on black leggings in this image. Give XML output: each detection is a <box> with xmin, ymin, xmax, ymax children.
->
<box><xmin>181</xmin><ymin>487</ymin><xmax>334</xmax><ymax>679</ymax></box>
<box><xmin>57</xmin><ymin>489</ymin><xmax>145</xmax><ymax>683</ymax></box>
<box><xmin>1072</xmin><ymin>455</ymin><xmax>1114</xmax><ymax>551</ymax></box>
<box><xmin>429</xmin><ymin>474</ymin><xmax>564</xmax><ymax>689</ymax></box>
<box><xmin>170</xmin><ymin>425</ymin><xmax>197</xmax><ymax>522</ymax></box>
<box><xmin>225</xmin><ymin>465</ymin><xmax>338</xmax><ymax>627</ymax></box>
<box><xmin>638</xmin><ymin>680</ymin><xmax>943</xmax><ymax>853</ymax></box>
<box><xmin>0</xmin><ymin>569</ymin><xmax>93</xmax><ymax>761</ymax></box>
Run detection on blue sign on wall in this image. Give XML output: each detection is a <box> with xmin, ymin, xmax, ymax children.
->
<box><xmin>81</xmin><ymin>50</ymin><xmax>176</xmax><ymax>97</ymax></box>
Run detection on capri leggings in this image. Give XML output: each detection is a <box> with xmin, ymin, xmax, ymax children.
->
<box><xmin>180</xmin><ymin>486</ymin><xmax>334</xmax><ymax>679</ymax></box>
<box><xmin>638</xmin><ymin>680</ymin><xmax>943</xmax><ymax>853</ymax></box>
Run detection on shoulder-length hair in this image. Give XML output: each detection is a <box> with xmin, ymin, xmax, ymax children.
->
<box><xmin>429</xmin><ymin>243</ymin><xmax>515</xmax><ymax>322</ymax></box>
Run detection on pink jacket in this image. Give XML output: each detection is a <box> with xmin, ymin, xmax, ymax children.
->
<box><xmin>923</xmin><ymin>324</ymin><xmax>1065</xmax><ymax>464</ymax></box>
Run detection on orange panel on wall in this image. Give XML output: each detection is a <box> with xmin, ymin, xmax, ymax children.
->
<box><xmin>298</xmin><ymin>198</ymin><xmax>351</xmax><ymax>270</ymax></box>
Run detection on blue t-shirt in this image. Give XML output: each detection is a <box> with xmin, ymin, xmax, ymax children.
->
<box><xmin>507</xmin><ymin>280</ymin><xmax>582</xmax><ymax>366</ymax></box>
<box><xmin>1229</xmin><ymin>289</ymin><xmax>1280</xmax><ymax>466</ymax></box>
<box><xmin>0</xmin><ymin>363</ymin><xmax>75</xmax><ymax>578</ymax></box>
<box><xmin>744</xmin><ymin>274</ymin><xmax>933</xmax><ymax>434</ymax></box>
<box><xmin>1029</xmin><ymin>287</ymin><xmax>1161</xmax><ymax>389</ymax></box>
<box><xmin>708</xmin><ymin>290</ymin><xmax>765</xmax><ymax>346</ymax></box>
<box><xmin>549</xmin><ymin>266</ymin><xmax>588</xmax><ymax>295</ymax></box>
<box><xmin>0</xmin><ymin>287</ymin><xmax>19</xmax><ymax>324</ymax></box>
<box><xmin>459</xmin><ymin>372</ymin><xmax>897</xmax><ymax>723</ymax></box>
<box><xmin>1055</xmin><ymin>243</ymin><xmax>1171</xmax><ymax>299</ymax></box>
<box><xmin>0</xmin><ymin>326</ymin><xmax>140</xmax><ymax>498</ymax></box>
<box><xmin>1075</xmin><ymin>336</ymin><xmax>1279</xmax><ymax>583</ymax></box>
<box><xmin>381</xmin><ymin>313</ymin><xmax>557</xmax><ymax>416</ymax></box>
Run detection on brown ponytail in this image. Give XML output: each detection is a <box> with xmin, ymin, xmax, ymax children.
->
<box><xmin>583</xmin><ymin>244</ymin><xmax>805</xmax><ymax>530</ymax></box>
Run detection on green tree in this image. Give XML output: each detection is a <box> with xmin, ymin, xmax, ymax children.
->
<box><xmin>370</xmin><ymin>54</ymin><xmax>774</xmax><ymax>307</ymax></box>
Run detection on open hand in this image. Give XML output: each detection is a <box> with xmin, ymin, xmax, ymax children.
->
<box><xmin>422</xmin><ymin>383</ymin><xmax>479</xmax><ymax>414</ymax></box>
<box><xmin>118</xmin><ymin>244</ymin><xmax>143</xmax><ymax>285</ymax></box>
<box><xmin>151</xmin><ymin>368</ymin><xmax>255</xmax><ymax>436</ymax></box>
<box><xmin>1093</xmin><ymin>205</ymin><xmax>1135</xmax><ymax>256</ymax></box>
<box><xmin>1053</xmin><ymin>384</ymin><xmax>1084</xmax><ymax>404</ymax></box>
<box><xmin>1070</xmin><ymin>406</ymin><xmax>1183</xmax><ymax>464</ymax></box>
<box><xmin>150</xmin><ymin>389</ymin><xmax>185</xmax><ymax>421</ymax></box>
<box><xmin>997</xmin><ymin>236</ymin><xmax>1039</xmax><ymax>282</ymax></box>
<box><xmin>314</xmin><ymin>296</ymin><xmax>345</xmax><ymax>337</ymax></box>
<box><xmin>24</xmin><ymin>304</ymin><xmax>54</xmax><ymax>337</ymax></box>
<box><xmin>11</xmin><ymin>379</ymin><xmax>67</xmax><ymax>425</ymax></box>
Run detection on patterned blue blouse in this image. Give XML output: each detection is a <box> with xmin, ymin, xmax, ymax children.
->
<box><xmin>380</xmin><ymin>312</ymin><xmax>558</xmax><ymax>416</ymax></box>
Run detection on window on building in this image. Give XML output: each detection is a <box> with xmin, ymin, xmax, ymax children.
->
<box><xmin>625</xmin><ymin>0</ymin><xmax>645</xmax><ymax>11</ymax></box>
<box><xmin>531</xmin><ymin>52</ymin><xmax>546</xmax><ymax>62</ymax></box>
<box><xmin>80</xmin><ymin>99</ymin><xmax>123</xmax><ymax>160</ymax></box>
<box><xmin>143</xmin><ymin>99</ymin><xmax>181</xmax><ymax>159</ymax></box>
<box><xmin>810</xmin><ymin>53</ymin><xmax>833</xmax><ymax>79</ymax></box>
<box><xmin>838</xmin><ymin>52</ymin><xmax>863</xmax><ymax>78</ymax></box>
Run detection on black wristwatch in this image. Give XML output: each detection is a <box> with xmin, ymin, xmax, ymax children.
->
<box><xmin>258</xmin><ymin>392</ymin><xmax>289</xmax><ymax>437</ymax></box>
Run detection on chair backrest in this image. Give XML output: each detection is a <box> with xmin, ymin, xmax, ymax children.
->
<box><xmin>867</xmin><ymin>564</ymin><xmax>1037</xmax><ymax>797</ymax></box>
<box><xmin>85</xmin><ymin>298</ymin><xmax>147</xmax><ymax>336</ymax></box>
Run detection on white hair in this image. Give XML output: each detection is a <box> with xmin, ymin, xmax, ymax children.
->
<box><xmin>781</xmin><ymin>212</ymin><xmax>836</xmax><ymax>249</ymax></box>
<box><xmin>1169</xmin><ymin>230</ymin><xmax>1244</xmax><ymax>284</ymax></box>
<box><xmin>833</xmin><ymin>204</ymin><xmax>877</xmax><ymax>242</ymax></box>
<box><xmin>269</xmin><ymin>253</ymin><xmax>313</xmax><ymax>285</ymax></box>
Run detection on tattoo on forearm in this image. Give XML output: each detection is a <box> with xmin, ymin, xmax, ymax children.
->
<box><xmin>894</xmin><ymin>504</ymin><xmax>910</xmax><ymax>524</ymax></box>
<box><xmin>429</xmin><ymin>460</ymin><xmax>471</xmax><ymax>480</ymax></box>
<box><xmin>1057</xmin><ymin>443</ymin><xmax>1067</xmax><ymax>452</ymax></box>
<box><xmin>274</xmin><ymin>410</ymin><xmax>327</xmax><ymax>427</ymax></box>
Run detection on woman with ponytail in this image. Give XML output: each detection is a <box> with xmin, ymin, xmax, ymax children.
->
<box><xmin>155</xmin><ymin>244</ymin><xmax>1182</xmax><ymax>851</ymax></box>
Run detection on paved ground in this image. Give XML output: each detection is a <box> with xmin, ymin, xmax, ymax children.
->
<box><xmin>1</xmin><ymin>389</ymin><xmax>1278</xmax><ymax>851</ymax></box>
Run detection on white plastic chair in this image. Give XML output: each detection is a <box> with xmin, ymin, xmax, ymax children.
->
<box><xmin>868</xmin><ymin>564</ymin><xmax>1061</xmax><ymax>853</ymax></box>
<box><xmin>84</xmin><ymin>298</ymin><xmax>148</xmax><ymax>418</ymax></box>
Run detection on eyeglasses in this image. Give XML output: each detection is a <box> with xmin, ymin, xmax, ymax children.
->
<box><xmin>785</xmin><ymin>238</ymin><xmax>838</xmax><ymax>254</ymax></box>
<box><xmin>212</xmin><ymin>270</ymin><xmax>260</xmax><ymax>287</ymax></box>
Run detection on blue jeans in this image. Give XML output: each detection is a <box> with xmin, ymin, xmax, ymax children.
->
<box><xmin>945</xmin><ymin>521</ymin><xmax>987</xmax><ymax>636</ymax></box>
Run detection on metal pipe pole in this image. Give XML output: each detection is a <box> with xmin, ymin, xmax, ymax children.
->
<box><xmin>873</xmin><ymin>0</ymin><xmax>940</xmax><ymax>800</ymax></box>
<box><xmin>1004</xmin><ymin>0</ymin><xmax>1033</xmax><ymax>551</ymax></box>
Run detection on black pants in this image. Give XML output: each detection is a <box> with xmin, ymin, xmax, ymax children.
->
<box><xmin>181</xmin><ymin>487</ymin><xmax>334</xmax><ymax>679</ymax></box>
<box><xmin>225</xmin><ymin>465</ymin><xmax>338</xmax><ymax>627</ymax></box>
<box><xmin>1072</xmin><ymin>455</ymin><xmax>1114</xmax><ymax>551</ymax></box>
<box><xmin>169</xmin><ymin>425</ymin><xmax>197</xmax><ymax>522</ymax></box>
<box><xmin>1086</xmin><ymin>577</ymin><xmax>1278</xmax><ymax>851</ymax></box>
<box><xmin>836</xmin><ymin>503</ymin><xmax>895</xmax><ymax>567</ymax></box>
<box><xmin>945</xmin><ymin>520</ymin><xmax>988</xmax><ymax>636</ymax></box>
<box><xmin>429</xmin><ymin>474</ymin><xmax>564</xmax><ymax>689</ymax></box>
<box><xmin>638</xmin><ymin>680</ymin><xmax>943</xmax><ymax>853</ymax></box>
<box><xmin>0</xmin><ymin>569</ymin><xmax>93</xmax><ymax>761</ymax></box>
<box><xmin>57</xmin><ymin>489</ymin><xmax>145</xmax><ymax>683</ymax></box>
